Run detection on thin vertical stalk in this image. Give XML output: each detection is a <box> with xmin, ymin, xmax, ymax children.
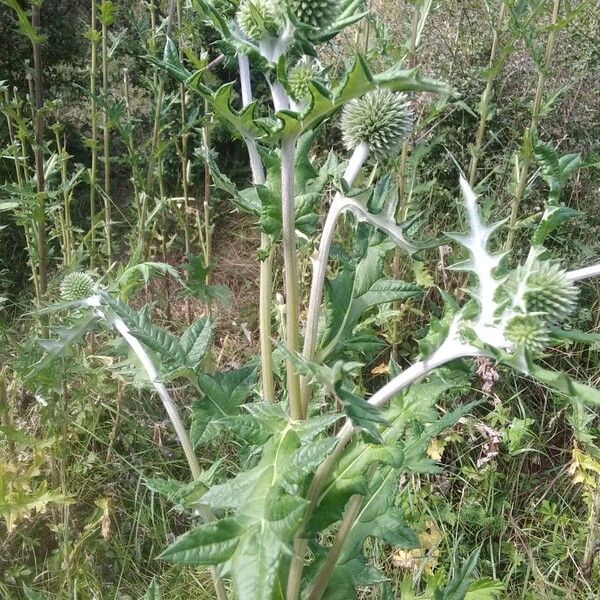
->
<box><xmin>31</xmin><ymin>2</ymin><xmax>47</xmax><ymax>297</ymax></box>
<box><xmin>505</xmin><ymin>0</ymin><xmax>561</xmax><ymax>251</ymax></box>
<box><xmin>90</xmin><ymin>0</ymin><xmax>99</xmax><ymax>268</ymax></box>
<box><xmin>59</xmin><ymin>373</ymin><xmax>72</xmax><ymax>596</ymax></box>
<box><xmin>177</xmin><ymin>0</ymin><xmax>192</xmax><ymax>323</ymax></box>
<box><xmin>53</xmin><ymin>122</ymin><xmax>73</xmax><ymax>265</ymax></box>
<box><xmin>11</xmin><ymin>89</ymin><xmax>40</xmax><ymax>302</ymax></box>
<box><xmin>468</xmin><ymin>2</ymin><xmax>507</xmax><ymax>186</ymax></box>
<box><xmin>101</xmin><ymin>1</ymin><xmax>113</xmax><ymax>263</ymax></box>
<box><xmin>202</xmin><ymin>101</ymin><xmax>212</xmax><ymax>276</ymax></box>
<box><xmin>306</xmin><ymin>495</ymin><xmax>363</xmax><ymax>600</ymax></box>
<box><xmin>280</xmin><ymin>135</ymin><xmax>302</xmax><ymax>420</ymax></box>
<box><xmin>238</xmin><ymin>54</ymin><xmax>275</xmax><ymax>403</ymax></box>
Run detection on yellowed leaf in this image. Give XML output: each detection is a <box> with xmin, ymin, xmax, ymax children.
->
<box><xmin>427</xmin><ymin>438</ymin><xmax>446</xmax><ymax>461</ymax></box>
<box><xmin>371</xmin><ymin>362</ymin><xmax>389</xmax><ymax>375</ymax></box>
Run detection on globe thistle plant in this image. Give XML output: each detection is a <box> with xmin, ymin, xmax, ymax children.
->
<box><xmin>287</xmin><ymin>58</ymin><xmax>319</xmax><ymax>102</ymax></box>
<box><xmin>288</xmin><ymin>0</ymin><xmax>339</xmax><ymax>29</ymax></box>
<box><xmin>60</xmin><ymin>272</ymin><xmax>95</xmax><ymax>301</ymax></box>
<box><xmin>523</xmin><ymin>260</ymin><xmax>579</xmax><ymax>322</ymax></box>
<box><xmin>505</xmin><ymin>314</ymin><xmax>550</xmax><ymax>354</ymax></box>
<box><xmin>237</xmin><ymin>0</ymin><xmax>284</xmax><ymax>40</ymax></box>
<box><xmin>341</xmin><ymin>89</ymin><xmax>413</xmax><ymax>159</ymax></box>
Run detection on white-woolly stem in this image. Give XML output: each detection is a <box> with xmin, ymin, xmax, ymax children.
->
<box><xmin>567</xmin><ymin>263</ymin><xmax>600</xmax><ymax>283</ymax></box>
<box><xmin>300</xmin><ymin>142</ymin><xmax>370</xmax><ymax>413</ymax></box>
<box><xmin>111</xmin><ymin>316</ymin><xmax>229</xmax><ymax>597</ymax></box>
<box><xmin>269</xmin><ymin>79</ymin><xmax>290</xmax><ymax>112</ymax></box>
<box><xmin>111</xmin><ymin>315</ymin><xmax>203</xmax><ymax>481</ymax></box>
<box><xmin>238</xmin><ymin>54</ymin><xmax>275</xmax><ymax>404</ymax></box>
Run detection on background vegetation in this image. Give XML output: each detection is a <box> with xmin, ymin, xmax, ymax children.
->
<box><xmin>0</xmin><ymin>0</ymin><xmax>598</xmax><ymax>598</ymax></box>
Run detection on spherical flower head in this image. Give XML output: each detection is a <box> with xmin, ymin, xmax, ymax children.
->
<box><xmin>524</xmin><ymin>260</ymin><xmax>579</xmax><ymax>323</ymax></box>
<box><xmin>288</xmin><ymin>60</ymin><xmax>318</xmax><ymax>102</ymax></box>
<box><xmin>340</xmin><ymin>89</ymin><xmax>413</xmax><ymax>159</ymax></box>
<box><xmin>237</xmin><ymin>0</ymin><xmax>284</xmax><ymax>40</ymax></box>
<box><xmin>60</xmin><ymin>272</ymin><xmax>95</xmax><ymax>301</ymax></box>
<box><xmin>288</xmin><ymin>0</ymin><xmax>339</xmax><ymax>29</ymax></box>
<box><xmin>506</xmin><ymin>314</ymin><xmax>550</xmax><ymax>354</ymax></box>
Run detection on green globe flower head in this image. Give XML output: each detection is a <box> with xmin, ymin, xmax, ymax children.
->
<box><xmin>288</xmin><ymin>0</ymin><xmax>339</xmax><ymax>29</ymax></box>
<box><xmin>341</xmin><ymin>89</ymin><xmax>413</xmax><ymax>159</ymax></box>
<box><xmin>506</xmin><ymin>314</ymin><xmax>550</xmax><ymax>354</ymax></box>
<box><xmin>60</xmin><ymin>272</ymin><xmax>95</xmax><ymax>301</ymax></box>
<box><xmin>237</xmin><ymin>0</ymin><xmax>284</xmax><ymax>40</ymax></box>
<box><xmin>524</xmin><ymin>260</ymin><xmax>579</xmax><ymax>323</ymax></box>
<box><xmin>288</xmin><ymin>60</ymin><xmax>318</xmax><ymax>102</ymax></box>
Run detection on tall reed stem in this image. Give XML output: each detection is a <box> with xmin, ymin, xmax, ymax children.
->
<box><xmin>100</xmin><ymin>1</ymin><xmax>113</xmax><ymax>263</ymax></box>
<box><xmin>176</xmin><ymin>0</ymin><xmax>192</xmax><ymax>323</ymax></box>
<box><xmin>89</xmin><ymin>0</ymin><xmax>99</xmax><ymax>268</ymax></box>
<box><xmin>31</xmin><ymin>3</ymin><xmax>47</xmax><ymax>297</ymax></box>
<box><xmin>505</xmin><ymin>0</ymin><xmax>561</xmax><ymax>251</ymax></box>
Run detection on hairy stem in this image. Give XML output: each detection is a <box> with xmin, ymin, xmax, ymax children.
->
<box><xmin>238</xmin><ymin>54</ymin><xmax>275</xmax><ymax>403</ymax></box>
<box><xmin>281</xmin><ymin>135</ymin><xmax>303</xmax><ymax>419</ymax></box>
<box><xmin>108</xmin><ymin>311</ymin><xmax>228</xmax><ymax>600</ymax></box>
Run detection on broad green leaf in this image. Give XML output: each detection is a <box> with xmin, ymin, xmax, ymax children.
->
<box><xmin>232</xmin><ymin>529</ymin><xmax>285</xmax><ymax>600</ymax></box>
<box><xmin>340</xmin><ymin>469</ymin><xmax>419</xmax><ymax>564</ymax></box>
<box><xmin>531</xmin><ymin>205</ymin><xmax>579</xmax><ymax>246</ymax></box>
<box><xmin>159</xmin><ymin>517</ymin><xmax>242</xmax><ymax>565</ymax></box>
<box><xmin>283</xmin><ymin>438</ymin><xmax>339</xmax><ymax>484</ymax></box>
<box><xmin>320</xmin><ymin>230</ymin><xmax>422</xmax><ymax>361</ymax></box>
<box><xmin>180</xmin><ymin>317</ymin><xmax>212</xmax><ymax>370</ymax></box>
<box><xmin>191</xmin><ymin>363</ymin><xmax>257</xmax><ymax>445</ymax></box>
<box><xmin>465</xmin><ymin>578</ymin><xmax>503</xmax><ymax>599</ymax></box>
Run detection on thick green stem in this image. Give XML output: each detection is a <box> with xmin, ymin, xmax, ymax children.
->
<box><xmin>238</xmin><ymin>54</ymin><xmax>275</xmax><ymax>403</ymax></box>
<box><xmin>505</xmin><ymin>0</ymin><xmax>561</xmax><ymax>252</ymax></box>
<box><xmin>280</xmin><ymin>135</ymin><xmax>302</xmax><ymax>420</ymax></box>
<box><xmin>306</xmin><ymin>495</ymin><xmax>363</xmax><ymax>600</ymax></box>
